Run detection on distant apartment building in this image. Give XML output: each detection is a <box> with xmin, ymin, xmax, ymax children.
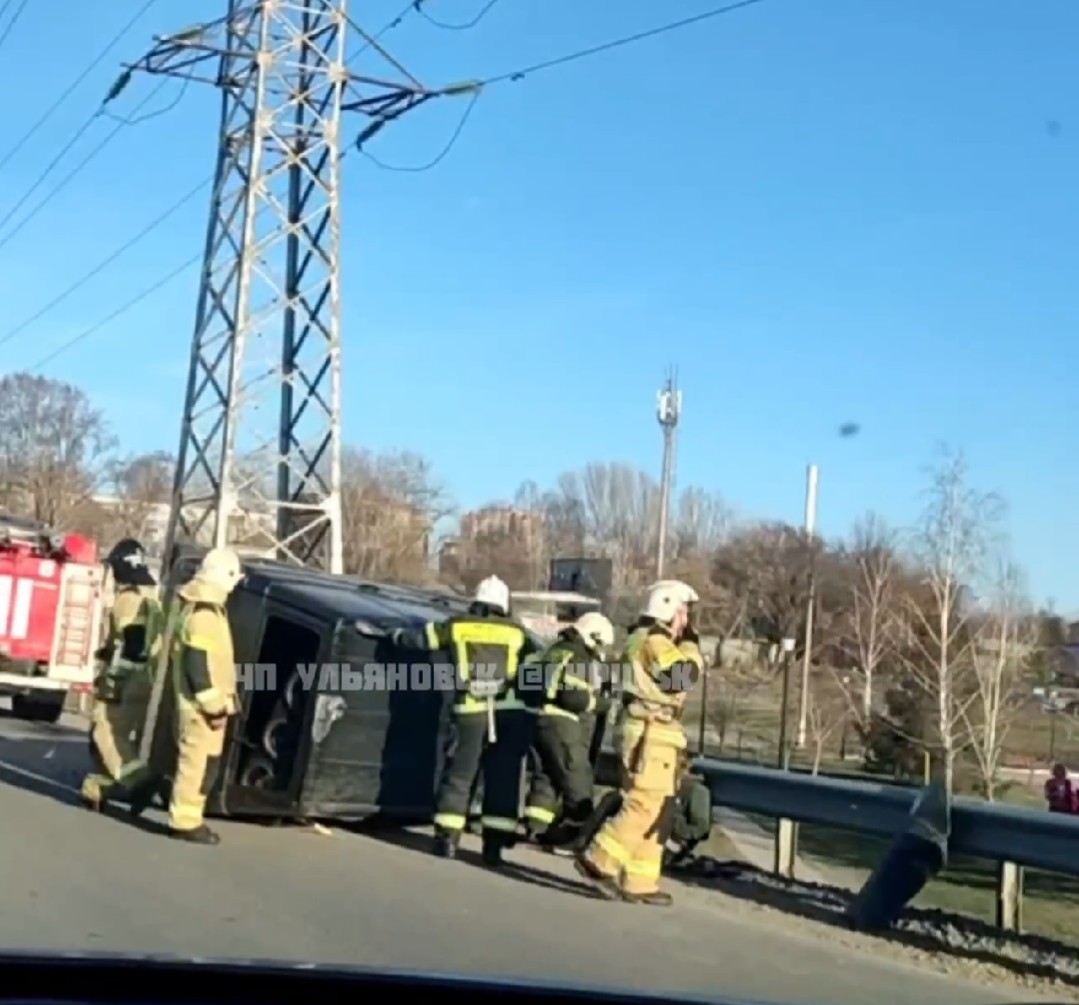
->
<box><xmin>458</xmin><ymin>505</ymin><xmax>543</xmax><ymax>543</ymax></box>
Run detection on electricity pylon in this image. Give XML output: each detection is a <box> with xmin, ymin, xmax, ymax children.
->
<box><xmin>119</xmin><ymin>1</ymin><xmax>432</xmax><ymax>574</ymax></box>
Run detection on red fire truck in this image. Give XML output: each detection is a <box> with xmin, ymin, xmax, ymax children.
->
<box><xmin>0</xmin><ymin>514</ymin><xmax>105</xmax><ymax>723</ymax></box>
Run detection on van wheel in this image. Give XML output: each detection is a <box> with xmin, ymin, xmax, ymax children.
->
<box><xmin>12</xmin><ymin>693</ymin><xmax>64</xmax><ymax>724</ymax></box>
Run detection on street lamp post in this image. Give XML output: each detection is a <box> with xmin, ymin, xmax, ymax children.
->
<box><xmin>777</xmin><ymin>637</ymin><xmax>796</xmax><ymax>770</ymax></box>
<box><xmin>796</xmin><ymin>463</ymin><xmax>819</xmax><ymax>749</ymax></box>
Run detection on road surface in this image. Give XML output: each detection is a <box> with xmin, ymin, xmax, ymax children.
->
<box><xmin>0</xmin><ymin>707</ymin><xmax>1056</xmax><ymax>1005</ymax></box>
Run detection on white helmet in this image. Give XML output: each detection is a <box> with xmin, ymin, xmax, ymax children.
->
<box><xmin>194</xmin><ymin>547</ymin><xmax>244</xmax><ymax>594</ymax></box>
<box><xmin>640</xmin><ymin>579</ymin><xmax>696</xmax><ymax>616</ymax></box>
<box><xmin>642</xmin><ymin>581</ymin><xmax>691</xmax><ymax>623</ymax></box>
<box><xmin>474</xmin><ymin>574</ymin><xmax>510</xmax><ymax>614</ymax></box>
<box><xmin>648</xmin><ymin>579</ymin><xmax>699</xmax><ymax>604</ymax></box>
<box><xmin>574</xmin><ymin>612</ymin><xmax>615</xmax><ymax>654</ymax></box>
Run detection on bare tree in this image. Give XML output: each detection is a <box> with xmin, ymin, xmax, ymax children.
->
<box><xmin>845</xmin><ymin>514</ymin><xmax>900</xmax><ymax>722</ymax></box>
<box><xmin>556</xmin><ymin>463</ymin><xmax>658</xmax><ymax>587</ymax></box>
<box><xmin>963</xmin><ymin>560</ymin><xmax>1035</xmax><ymax>799</ymax></box>
<box><xmin>340</xmin><ymin>447</ymin><xmax>455</xmax><ymax>582</ymax></box>
<box><xmin>804</xmin><ymin>671</ymin><xmax>853</xmax><ymax>773</ymax></box>
<box><xmin>0</xmin><ymin>373</ymin><xmax>115</xmax><ymax>527</ymax></box>
<box><xmin>83</xmin><ymin>451</ymin><xmax>174</xmax><ymax>546</ymax></box>
<box><xmin>671</xmin><ymin>487</ymin><xmax>732</xmax><ymax>561</ymax></box>
<box><xmin>713</xmin><ymin>521</ymin><xmax>814</xmax><ymax>645</ymax></box>
<box><xmin>902</xmin><ymin>447</ymin><xmax>1006</xmax><ymax>794</ymax></box>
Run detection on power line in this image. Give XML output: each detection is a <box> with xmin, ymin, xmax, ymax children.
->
<box><xmin>0</xmin><ymin>79</ymin><xmax>174</xmax><ymax>250</ymax></box>
<box><xmin>29</xmin><ymin>1</ymin><xmax>769</xmax><ymax>367</ymax></box>
<box><xmin>479</xmin><ymin>0</ymin><xmax>767</xmax><ymax>86</ymax></box>
<box><xmin>415</xmin><ymin>0</ymin><xmax>502</xmax><ymax>31</ymax></box>
<box><xmin>360</xmin><ymin>0</ymin><xmax>767</xmax><ymax>170</ymax></box>
<box><xmin>27</xmin><ymin>254</ymin><xmax>200</xmax><ymax>374</ymax></box>
<box><xmin>0</xmin><ymin>0</ymin><xmax>30</xmax><ymax>53</ymax></box>
<box><xmin>0</xmin><ymin>176</ymin><xmax>210</xmax><ymax>349</ymax></box>
<box><xmin>360</xmin><ymin>90</ymin><xmax>480</xmax><ymax>172</ymax></box>
<box><xmin>0</xmin><ymin>0</ymin><xmax>158</xmax><ymax>174</ymax></box>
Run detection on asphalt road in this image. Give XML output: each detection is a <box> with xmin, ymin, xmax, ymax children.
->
<box><xmin>0</xmin><ymin>707</ymin><xmax>1055</xmax><ymax>1005</ymax></box>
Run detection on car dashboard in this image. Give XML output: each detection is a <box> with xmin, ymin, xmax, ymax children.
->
<box><xmin>0</xmin><ymin>954</ymin><xmax>730</xmax><ymax>1005</ymax></box>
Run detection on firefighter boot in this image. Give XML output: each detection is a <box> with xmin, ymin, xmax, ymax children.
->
<box><xmin>432</xmin><ymin>827</ymin><xmax>460</xmax><ymax>859</ymax></box>
<box><xmin>481</xmin><ymin>831</ymin><xmax>512</xmax><ymax>868</ymax></box>
<box><xmin>127</xmin><ymin>778</ymin><xmax>166</xmax><ymax>819</ymax></box>
<box><xmin>572</xmin><ymin>853</ymin><xmax>623</xmax><ymax>901</ymax></box>
<box><xmin>623</xmin><ymin>889</ymin><xmax>674</xmax><ymax>907</ymax></box>
<box><xmin>168</xmin><ymin>824</ymin><xmax>221</xmax><ymax>845</ymax></box>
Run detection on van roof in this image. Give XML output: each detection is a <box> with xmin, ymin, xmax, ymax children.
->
<box><xmin>236</xmin><ymin>559</ymin><xmax>472</xmax><ymax>630</ymax></box>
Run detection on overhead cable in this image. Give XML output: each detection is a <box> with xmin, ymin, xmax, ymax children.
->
<box><xmin>0</xmin><ymin>0</ymin><xmax>158</xmax><ymax>173</ymax></box>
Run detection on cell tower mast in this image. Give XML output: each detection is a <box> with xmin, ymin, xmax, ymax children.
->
<box><xmin>121</xmin><ymin>1</ymin><xmax>428</xmax><ymax>574</ymax></box>
<box><xmin>655</xmin><ymin>368</ymin><xmax>682</xmax><ymax>579</ymax></box>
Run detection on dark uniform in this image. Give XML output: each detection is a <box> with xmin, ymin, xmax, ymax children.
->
<box><xmin>523</xmin><ymin>629</ymin><xmax>610</xmax><ymax>844</ymax></box>
<box><xmin>395</xmin><ymin>602</ymin><xmax>540</xmax><ymax>865</ymax></box>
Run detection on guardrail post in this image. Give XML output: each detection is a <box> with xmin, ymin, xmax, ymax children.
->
<box><xmin>773</xmin><ymin>817</ymin><xmax>797</xmax><ymax>878</ymax></box>
<box><xmin>995</xmin><ymin>861</ymin><xmax>1023</xmax><ymax>932</ymax></box>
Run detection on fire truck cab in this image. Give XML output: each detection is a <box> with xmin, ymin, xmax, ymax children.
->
<box><xmin>0</xmin><ymin>514</ymin><xmax>104</xmax><ymax>723</ymax></box>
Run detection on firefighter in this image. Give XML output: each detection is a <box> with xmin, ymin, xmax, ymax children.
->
<box><xmin>162</xmin><ymin>547</ymin><xmax>243</xmax><ymax>844</ymax></box>
<box><xmin>80</xmin><ymin>538</ymin><xmax>162</xmax><ymax>811</ymax></box>
<box><xmin>523</xmin><ymin>611</ymin><xmax>615</xmax><ymax>847</ymax></box>
<box><xmin>392</xmin><ymin>574</ymin><xmax>540</xmax><ymax>866</ymax></box>
<box><xmin>575</xmin><ymin>579</ymin><xmax>703</xmax><ymax>906</ymax></box>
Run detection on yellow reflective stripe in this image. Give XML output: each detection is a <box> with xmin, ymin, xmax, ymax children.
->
<box><xmin>186</xmin><ymin>634</ymin><xmax>217</xmax><ymax>651</ymax></box>
<box><xmin>481</xmin><ymin>816</ymin><xmax>518</xmax><ymax>833</ymax></box>
<box><xmin>454</xmin><ymin>694</ymin><xmax>527</xmax><ymax>714</ymax></box>
<box><xmin>594</xmin><ymin>830</ymin><xmax>631</xmax><ymax>865</ymax></box>
<box><xmin>562</xmin><ymin>673</ymin><xmax>591</xmax><ymax>689</ymax></box>
<box><xmin>544</xmin><ymin>650</ymin><xmax>574</xmax><ymax>702</ymax></box>
<box><xmin>434</xmin><ymin>812</ymin><xmax>466</xmax><ymax>830</ymax></box>
<box><xmin>625</xmin><ymin>858</ymin><xmax>662</xmax><ymax>879</ymax></box>
<box><xmin>524</xmin><ymin>806</ymin><xmax>557</xmax><ymax>825</ymax></box>
<box><xmin>539</xmin><ymin>705</ymin><xmax>578</xmax><ymax>720</ymax></box>
<box><xmin>193</xmin><ymin>686</ymin><xmax>224</xmax><ymax>711</ymax></box>
<box><xmin>424</xmin><ymin>623</ymin><xmax>441</xmax><ymax>649</ymax></box>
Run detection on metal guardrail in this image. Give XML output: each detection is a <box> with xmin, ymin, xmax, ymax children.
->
<box><xmin>690</xmin><ymin>757</ymin><xmax>1079</xmax><ymax>932</ymax></box>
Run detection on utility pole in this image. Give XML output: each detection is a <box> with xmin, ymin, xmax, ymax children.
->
<box><xmin>120</xmin><ymin>1</ymin><xmax>430</xmax><ymax>575</ymax></box>
<box><xmin>795</xmin><ymin>463</ymin><xmax>819</xmax><ymax>749</ymax></box>
<box><xmin>655</xmin><ymin>369</ymin><xmax>682</xmax><ymax>580</ymax></box>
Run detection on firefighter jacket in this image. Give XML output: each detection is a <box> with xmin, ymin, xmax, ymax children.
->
<box><xmin>529</xmin><ymin>631</ymin><xmax>610</xmax><ymax>722</ymax></box>
<box><xmin>94</xmin><ymin>586</ymin><xmax>163</xmax><ymax>702</ymax></box>
<box><xmin>396</xmin><ymin>614</ymin><xmax>539</xmax><ymax>716</ymax></box>
<box><xmin>167</xmin><ymin>579</ymin><xmax>237</xmax><ymax>720</ymax></box>
<box><xmin>616</xmin><ymin>623</ymin><xmax>704</xmax><ymax>752</ymax></box>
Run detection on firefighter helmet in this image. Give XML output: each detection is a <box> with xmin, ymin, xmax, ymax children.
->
<box><xmin>648</xmin><ymin>579</ymin><xmax>699</xmax><ymax>605</ymax></box>
<box><xmin>574</xmin><ymin>612</ymin><xmax>615</xmax><ymax>655</ymax></box>
<box><xmin>642</xmin><ymin>580</ymin><xmax>691</xmax><ymax>623</ymax></box>
<box><xmin>106</xmin><ymin>538</ymin><xmax>156</xmax><ymax>587</ymax></box>
<box><xmin>474</xmin><ymin>574</ymin><xmax>510</xmax><ymax>615</ymax></box>
<box><xmin>194</xmin><ymin>547</ymin><xmax>244</xmax><ymax>594</ymax></box>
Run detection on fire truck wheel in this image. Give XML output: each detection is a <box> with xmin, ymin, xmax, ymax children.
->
<box><xmin>11</xmin><ymin>693</ymin><xmax>64</xmax><ymax>724</ymax></box>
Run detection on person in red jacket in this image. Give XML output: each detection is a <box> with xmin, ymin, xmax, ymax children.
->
<box><xmin>1044</xmin><ymin>763</ymin><xmax>1079</xmax><ymax>814</ymax></box>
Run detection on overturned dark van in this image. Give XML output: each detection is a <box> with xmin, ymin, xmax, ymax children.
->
<box><xmin>144</xmin><ymin>549</ymin><xmax>495</xmax><ymax>823</ymax></box>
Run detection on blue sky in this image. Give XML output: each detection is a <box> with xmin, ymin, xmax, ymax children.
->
<box><xmin>1</xmin><ymin>1</ymin><xmax>1076</xmax><ymax>608</ymax></box>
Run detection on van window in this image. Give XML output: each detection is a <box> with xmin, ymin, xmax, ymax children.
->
<box><xmin>236</xmin><ymin>615</ymin><xmax>322</xmax><ymax>792</ymax></box>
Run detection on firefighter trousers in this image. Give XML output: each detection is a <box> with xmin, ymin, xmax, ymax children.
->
<box><xmin>524</xmin><ymin>713</ymin><xmax>595</xmax><ymax>831</ymax></box>
<box><xmin>81</xmin><ymin>675</ymin><xmax>152</xmax><ymax>802</ymax></box>
<box><xmin>168</xmin><ymin>698</ymin><xmax>226</xmax><ymax>832</ymax></box>
<box><xmin>435</xmin><ymin>708</ymin><xmax>533</xmax><ymax>841</ymax></box>
<box><xmin>583</xmin><ymin>737</ymin><xmax>680</xmax><ymax>896</ymax></box>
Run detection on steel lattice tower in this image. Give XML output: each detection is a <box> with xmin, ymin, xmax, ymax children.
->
<box><xmin>123</xmin><ymin>1</ymin><xmax>433</xmax><ymax>574</ymax></box>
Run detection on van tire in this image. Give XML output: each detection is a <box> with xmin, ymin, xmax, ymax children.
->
<box><xmin>12</xmin><ymin>692</ymin><xmax>64</xmax><ymax>724</ymax></box>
